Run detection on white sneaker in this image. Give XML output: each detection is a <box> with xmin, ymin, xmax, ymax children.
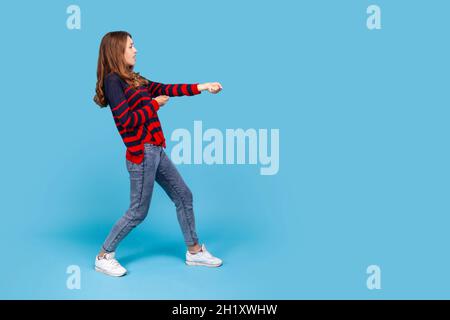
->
<box><xmin>95</xmin><ymin>252</ymin><xmax>127</xmax><ymax>277</ymax></box>
<box><xmin>186</xmin><ymin>244</ymin><xmax>223</xmax><ymax>267</ymax></box>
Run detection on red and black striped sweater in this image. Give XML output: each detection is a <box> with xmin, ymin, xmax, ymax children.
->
<box><xmin>104</xmin><ymin>72</ymin><xmax>201</xmax><ymax>164</ymax></box>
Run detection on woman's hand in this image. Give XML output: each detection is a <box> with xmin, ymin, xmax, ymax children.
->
<box><xmin>198</xmin><ymin>82</ymin><xmax>223</xmax><ymax>94</ymax></box>
<box><xmin>154</xmin><ymin>95</ymin><xmax>169</xmax><ymax>107</ymax></box>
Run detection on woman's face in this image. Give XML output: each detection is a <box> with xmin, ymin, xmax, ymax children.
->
<box><xmin>124</xmin><ymin>36</ymin><xmax>137</xmax><ymax>67</ymax></box>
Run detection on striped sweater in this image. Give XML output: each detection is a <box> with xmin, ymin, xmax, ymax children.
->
<box><xmin>104</xmin><ymin>72</ymin><xmax>201</xmax><ymax>164</ymax></box>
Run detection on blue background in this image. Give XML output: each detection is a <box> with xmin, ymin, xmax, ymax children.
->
<box><xmin>1</xmin><ymin>0</ymin><xmax>449</xmax><ymax>299</ymax></box>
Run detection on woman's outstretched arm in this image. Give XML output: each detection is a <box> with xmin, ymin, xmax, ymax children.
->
<box><xmin>147</xmin><ymin>80</ymin><xmax>201</xmax><ymax>97</ymax></box>
<box><xmin>147</xmin><ymin>79</ymin><xmax>223</xmax><ymax>97</ymax></box>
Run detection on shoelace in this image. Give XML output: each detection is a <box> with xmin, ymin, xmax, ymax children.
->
<box><xmin>102</xmin><ymin>254</ymin><xmax>121</xmax><ymax>267</ymax></box>
<box><xmin>106</xmin><ymin>258</ymin><xmax>120</xmax><ymax>267</ymax></box>
<box><xmin>192</xmin><ymin>249</ymin><xmax>213</xmax><ymax>259</ymax></box>
<box><xmin>203</xmin><ymin>250</ymin><xmax>213</xmax><ymax>259</ymax></box>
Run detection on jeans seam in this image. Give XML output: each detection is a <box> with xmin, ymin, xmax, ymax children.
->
<box><xmin>105</xmin><ymin>156</ymin><xmax>147</xmax><ymax>252</ymax></box>
<box><xmin>159</xmin><ymin>154</ymin><xmax>197</xmax><ymax>245</ymax></box>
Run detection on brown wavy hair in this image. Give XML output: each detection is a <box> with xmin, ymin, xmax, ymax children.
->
<box><xmin>93</xmin><ymin>31</ymin><xmax>149</xmax><ymax>108</ymax></box>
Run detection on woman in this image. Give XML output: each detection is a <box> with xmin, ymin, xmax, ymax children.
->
<box><xmin>93</xmin><ymin>31</ymin><xmax>223</xmax><ymax>277</ymax></box>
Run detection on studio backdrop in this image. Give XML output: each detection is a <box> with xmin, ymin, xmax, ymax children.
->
<box><xmin>1</xmin><ymin>0</ymin><xmax>449</xmax><ymax>299</ymax></box>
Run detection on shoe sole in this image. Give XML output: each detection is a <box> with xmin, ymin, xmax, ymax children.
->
<box><xmin>95</xmin><ymin>266</ymin><xmax>127</xmax><ymax>277</ymax></box>
<box><xmin>185</xmin><ymin>260</ymin><xmax>223</xmax><ymax>267</ymax></box>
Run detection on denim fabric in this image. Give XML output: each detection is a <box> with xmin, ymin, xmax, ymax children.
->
<box><xmin>102</xmin><ymin>143</ymin><xmax>199</xmax><ymax>252</ymax></box>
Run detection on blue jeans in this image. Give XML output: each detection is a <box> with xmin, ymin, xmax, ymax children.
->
<box><xmin>102</xmin><ymin>143</ymin><xmax>199</xmax><ymax>253</ymax></box>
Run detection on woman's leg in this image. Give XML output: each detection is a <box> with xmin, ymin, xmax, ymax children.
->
<box><xmin>101</xmin><ymin>146</ymin><xmax>161</xmax><ymax>253</ymax></box>
<box><xmin>155</xmin><ymin>150</ymin><xmax>200</xmax><ymax>248</ymax></box>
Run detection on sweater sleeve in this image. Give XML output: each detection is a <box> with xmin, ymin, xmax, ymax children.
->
<box><xmin>146</xmin><ymin>79</ymin><xmax>202</xmax><ymax>97</ymax></box>
<box><xmin>104</xmin><ymin>75</ymin><xmax>160</xmax><ymax>130</ymax></box>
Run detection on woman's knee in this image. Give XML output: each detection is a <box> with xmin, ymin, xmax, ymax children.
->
<box><xmin>174</xmin><ymin>185</ymin><xmax>193</xmax><ymax>205</ymax></box>
<box><xmin>126</xmin><ymin>207</ymin><xmax>148</xmax><ymax>226</ymax></box>
<box><xmin>182</xmin><ymin>186</ymin><xmax>193</xmax><ymax>203</ymax></box>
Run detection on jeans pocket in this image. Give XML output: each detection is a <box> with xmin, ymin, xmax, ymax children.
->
<box><xmin>126</xmin><ymin>159</ymin><xmax>144</xmax><ymax>174</ymax></box>
<box><xmin>126</xmin><ymin>160</ymin><xmax>145</xmax><ymax>208</ymax></box>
